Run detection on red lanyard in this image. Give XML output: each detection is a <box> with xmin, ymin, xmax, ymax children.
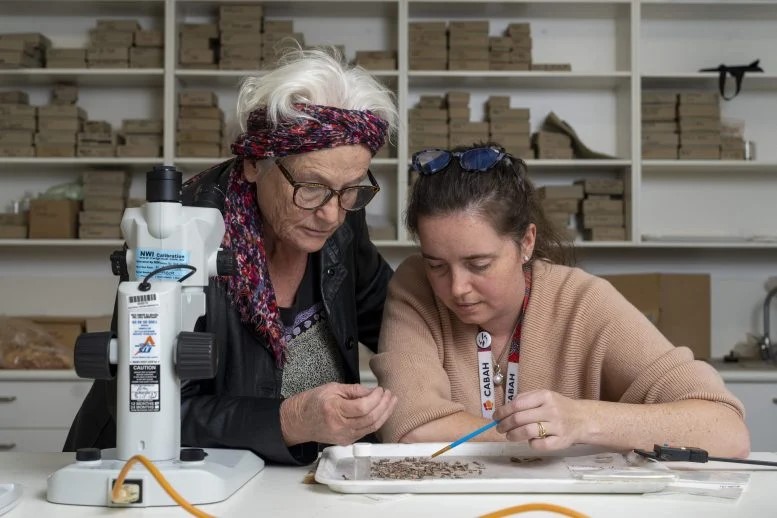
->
<box><xmin>477</xmin><ymin>265</ymin><xmax>532</xmax><ymax>418</ymax></box>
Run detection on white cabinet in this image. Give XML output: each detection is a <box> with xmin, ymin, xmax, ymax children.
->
<box><xmin>0</xmin><ymin>375</ymin><xmax>91</xmax><ymax>452</ymax></box>
<box><xmin>726</xmin><ymin>381</ymin><xmax>777</xmax><ymax>452</ymax></box>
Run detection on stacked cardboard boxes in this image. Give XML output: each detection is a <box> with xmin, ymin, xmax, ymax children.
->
<box><xmin>179</xmin><ymin>23</ymin><xmax>218</xmax><ymax>69</ymax></box>
<box><xmin>119</xmin><ymin>119</ymin><xmax>163</xmax><ymax>158</ymax></box>
<box><xmin>720</xmin><ymin>120</ymin><xmax>746</xmax><ymax>160</ymax></box>
<box><xmin>37</xmin><ymin>104</ymin><xmax>86</xmax><ymax>157</ymax></box>
<box><xmin>29</xmin><ymin>198</ymin><xmax>80</xmax><ymax>239</ymax></box>
<box><xmin>538</xmin><ymin>185</ymin><xmax>583</xmax><ymax>241</ymax></box>
<box><xmin>261</xmin><ymin>21</ymin><xmax>303</xmax><ymax>68</ymax></box>
<box><xmin>0</xmin><ymin>33</ymin><xmax>49</xmax><ymax>68</ymax></box>
<box><xmin>131</xmin><ymin>28</ymin><xmax>164</xmax><ymax>69</ymax></box>
<box><xmin>677</xmin><ymin>91</ymin><xmax>721</xmax><ymax>160</ymax></box>
<box><xmin>219</xmin><ymin>4</ymin><xmax>263</xmax><ymax>70</ymax></box>
<box><xmin>409</xmin><ymin>22</ymin><xmax>447</xmax><ymax>71</ymax></box>
<box><xmin>0</xmin><ymin>90</ymin><xmax>36</xmax><ymax>157</ymax></box>
<box><xmin>87</xmin><ymin>19</ymin><xmax>141</xmax><ymax>68</ymax></box>
<box><xmin>0</xmin><ymin>212</ymin><xmax>28</xmax><ymax>238</ymax></box>
<box><xmin>641</xmin><ymin>91</ymin><xmax>679</xmax><ymax>159</ymax></box>
<box><xmin>46</xmin><ymin>48</ymin><xmax>86</xmax><ymax>68</ymax></box>
<box><xmin>408</xmin><ymin>96</ymin><xmax>448</xmax><ymax>153</ymax></box>
<box><xmin>354</xmin><ymin>50</ymin><xmax>397</xmax><ymax>71</ymax></box>
<box><xmin>52</xmin><ymin>83</ymin><xmax>78</xmax><ymax>105</ymax></box>
<box><xmin>80</xmin><ymin>170</ymin><xmax>128</xmax><ymax>239</ymax></box>
<box><xmin>576</xmin><ymin>178</ymin><xmax>626</xmax><ymax>241</ymax></box>
<box><xmin>78</xmin><ymin>120</ymin><xmax>115</xmax><ymax>158</ymax></box>
<box><xmin>503</xmin><ymin>23</ymin><xmax>532</xmax><ymax>71</ymax></box>
<box><xmin>177</xmin><ymin>90</ymin><xmax>223</xmax><ymax>158</ymax></box>
<box><xmin>447</xmin><ymin>91</ymin><xmax>487</xmax><ymax>148</ymax></box>
<box><xmin>486</xmin><ymin>95</ymin><xmax>532</xmax><ymax>158</ymax></box>
<box><xmin>531</xmin><ymin>130</ymin><xmax>573</xmax><ymax>159</ymax></box>
<box><xmin>488</xmin><ymin>36</ymin><xmax>514</xmax><ymax>71</ymax></box>
<box><xmin>448</xmin><ymin>21</ymin><xmax>489</xmax><ymax>71</ymax></box>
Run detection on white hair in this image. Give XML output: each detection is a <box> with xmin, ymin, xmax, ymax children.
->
<box><xmin>236</xmin><ymin>44</ymin><xmax>398</xmax><ymax>143</ymax></box>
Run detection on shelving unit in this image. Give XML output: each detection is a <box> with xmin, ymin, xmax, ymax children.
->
<box><xmin>1</xmin><ymin>0</ymin><xmax>773</xmax><ymax>248</ymax></box>
<box><xmin>1</xmin><ymin>0</ymin><xmax>776</xmax><ymax>358</ymax></box>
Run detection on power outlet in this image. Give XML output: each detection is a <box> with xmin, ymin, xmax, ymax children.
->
<box><xmin>767</xmin><ymin>276</ymin><xmax>777</xmax><ymax>292</ymax></box>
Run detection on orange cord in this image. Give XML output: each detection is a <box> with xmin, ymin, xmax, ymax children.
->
<box><xmin>111</xmin><ymin>454</ymin><xmax>214</xmax><ymax>518</ymax></box>
<box><xmin>479</xmin><ymin>502</ymin><xmax>589</xmax><ymax>518</ymax></box>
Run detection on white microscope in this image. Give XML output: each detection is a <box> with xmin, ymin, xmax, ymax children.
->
<box><xmin>47</xmin><ymin>165</ymin><xmax>265</xmax><ymax>507</ymax></box>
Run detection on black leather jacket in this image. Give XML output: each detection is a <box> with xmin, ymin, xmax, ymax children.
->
<box><xmin>64</xmin><ymin>159</ymin><xmax>393</xmax><ymax>465</ymax></box>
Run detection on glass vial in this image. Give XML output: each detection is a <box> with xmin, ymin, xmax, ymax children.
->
<box><xmin>353</xmin><ymin>442</ymin><xmax>371</xmax><ymax>480</ymax></box>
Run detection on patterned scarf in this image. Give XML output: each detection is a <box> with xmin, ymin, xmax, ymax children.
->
<box><xmin>223</xmin><ymin>104</ymin><xmax>389</xmax><ymax>366</ymax></box>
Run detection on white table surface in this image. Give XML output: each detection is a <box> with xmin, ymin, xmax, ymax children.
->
<box><xmin>2</xmin><ymin>452</ymin><xmax>777</xmax><ymax>517</ymax></box>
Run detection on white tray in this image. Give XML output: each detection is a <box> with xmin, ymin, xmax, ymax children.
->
<box><xmin>315</xmin><ymin>443</ymin><xmax>674</xmax><ymax>494</ymax></box>
<box><xmin>0</xmin><ymin>484</ymin><xmax>22</xmax><ymax>516</ymax></box>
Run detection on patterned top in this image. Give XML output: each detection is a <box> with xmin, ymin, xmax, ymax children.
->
<box><xmin>279</xmin><ymin>257</ymin><xmax>346</xmax><ymax>398</ymax></box>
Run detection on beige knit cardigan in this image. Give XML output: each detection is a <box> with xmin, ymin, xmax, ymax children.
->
<box><xmin>371</xmin><ymin>254</ymin><xmax>744</xmax><ymax>443</ymax></box>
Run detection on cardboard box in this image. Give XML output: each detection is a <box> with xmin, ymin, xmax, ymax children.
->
<box><xmin>79</xmin><ymin>210</ymin><xmax>123</xmax><ymax>226</ymax></box>
<box><xmin>29</xmin><ymin>199</ymin><xmax>79</xmax><ymax>238</ymax></box>
<box><xmin>585</xmin><ymin>227</ymin><xmax>626</xmax><ymax>241</ymax></box>
<box><xmin>83</xmin><ymin>196</ymin><xmax>125</xmax><ymax>212</ymax></box>
<box><xmin>79</xmin><ymin>224</ymin><xmax>121</xmax><ymax>239</ymax></box>
<box><xmin>0</xmin><ymin>145</ymin><xmax>35</xmax><ymax>156</ymax></box>
<box><xmin>0</xmin><ymin>224</ymin><xmax>27</xmax><ymax>238</ymax></box>
<box><xmin>581</xmin><ymin>212</ymin><xmax>624</xmax><ymax>228</ymax></box>
<box><xmin>575</xmin><ymin>178</ymin><xmax>624</xmax><ymax>196</ymax></box>
<box><xmin>600</xmin><ymin>273</ymin><xmax>711</xmax><ymax>359</ymax></box>
<box><xmin>538</xmin><ymin>185</ymin><xmax>584</xmax><ymax>200</ymax></box>
<box><xmin>0</xmin><ymin>130</ymin><xmax>34</xmax><ymax>145</ymax></box>
<box><xmin>0</xmin><ymin>90</ymin><xmax>29</xmax><ymax>103</ymax></box>
<box><xmin>134</xmin><ymin>30</ymin><xmax>164</xmax><ymax>48</ymax></box>
<box><xmin>582</xmin><ymin>199</ymin><xmax>623</xmax><ymax>214</ymax></box>
<box><xmin>179</xmin><ymin>90</ymin><xmax>217</xmax><ymax>107</ymax></box>
<box><xmin>642</xmin><ymin>91</ymin><xmax>677</xmax><ymax>105</ymax></box>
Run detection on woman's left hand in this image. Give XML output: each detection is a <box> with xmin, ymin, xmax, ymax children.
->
<box><xmin>492</xmin><ymin>389</ymin><xmax>590</xmax><ymax>451</ymax></box>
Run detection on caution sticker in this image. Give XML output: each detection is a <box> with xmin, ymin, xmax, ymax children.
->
<box><xmin>128</xmin><ymin>310</ymin><xmax>161</xmax><ymax>412</ymax></box>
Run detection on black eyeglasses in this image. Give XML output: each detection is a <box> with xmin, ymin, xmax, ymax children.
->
<box><xmin>411</xmin><ymin>147</ymin><xmax>519</xmax><ymax>176</ymax></box>
<box><xmin>275</xmin><ymin>160</ymin><xmax>380</xmax><ymax>211</ymax></box>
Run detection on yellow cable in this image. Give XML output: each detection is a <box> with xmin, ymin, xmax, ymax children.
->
<box><xmin>111</xmin><ymin>454</ymin><xmax>214</xmax><ymax>518</ymax></box>
<box><xmin>479</xmin><ymin>502</ymin><xmax>589</xmax><ymax>518</ymax></box>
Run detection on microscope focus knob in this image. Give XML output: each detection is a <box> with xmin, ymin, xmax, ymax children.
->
<box><xmin>74</xmin><ymin>332</ymin><xmax>116</xmax><ymax>380</ymax></box>
<box><xmin>216</xmin><ymin>249</ymin><xmax>236</xmax><ymax>276</ymax></box>
<box><xmin>176</xmin><ymin>331</ymin><xmax>217</xmax><ymax>380</ymax></box>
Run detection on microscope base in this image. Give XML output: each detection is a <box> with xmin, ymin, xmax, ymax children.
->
<box><xmin>46</xmin><ymin>448</ymin><xmax>265</xmax><ymax>507</ymax></box>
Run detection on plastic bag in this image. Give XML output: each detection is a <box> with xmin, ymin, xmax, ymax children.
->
<box><xmin>0</xmin><ymin>317</ymin><xmax>74</xmax><ymax>369</ymax></box>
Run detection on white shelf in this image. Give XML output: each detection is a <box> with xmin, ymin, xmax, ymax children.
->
<box><xmin>0</xmin><ymin>239</ymin><xmax>123</xmax><ymax>247</ymax></box>
<box><xmin>525</xmin><ymin>159</ymin><xmax>631</xmax><ymax>169</ymax></box>
<box><xmin>0</xmin><ymin>69</ymin><xmax>164</xmax><ymax>87</ymax></box>
<box><xmin>638</xmin><ymin>240</ymin><xmax>777</xmax><ymax>249</ymax></box>
<box><xmin>409</xmin><ymin>72</ymin><xmax>630</xmax><ymax>89</ymax></box>
<box><xmin>0</xmin><ymin>158</ymin><xmax>162</xmax><ymax>171</ymax></box>
<box><xmin>641</xmin><ymin>161</ymin><xmax>777</xmax><ymax>174</ymax></box>
<box><xmin>173</xmin><ymin>158</ymin><xmax>399</xmax><ymax>167</ymax></box>
<box><xmin>641</xmin><ymin>73</ymin><xmax>777</xmax><ymax>92</ymax></box>
<box><xmin>175</xmin><ymin>69</ymin><xmax>397</xmax><ymax>88</ymax></box>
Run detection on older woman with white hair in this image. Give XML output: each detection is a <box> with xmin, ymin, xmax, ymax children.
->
<box><xmin>65</xmin><ymin>48</ymin><xmax>399</xmax><ymax>465</ymax></box>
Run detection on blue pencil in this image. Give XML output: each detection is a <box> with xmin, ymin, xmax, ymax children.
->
<box><xmin>430</xmin><ymin>420</ymin><xmax>499</xmax><ymax>458</ymax></box>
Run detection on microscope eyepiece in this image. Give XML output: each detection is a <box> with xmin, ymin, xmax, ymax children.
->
<box><xmin>147</xmin><ymin>165</ymin><xmax>182</xmax><ymax>203</ymax></box>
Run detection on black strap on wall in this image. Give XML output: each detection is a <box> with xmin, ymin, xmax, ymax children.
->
<box><xmin>699</xmin><ymin>59</ymin><xmax>764</xmax><ymax>100</ymax></box>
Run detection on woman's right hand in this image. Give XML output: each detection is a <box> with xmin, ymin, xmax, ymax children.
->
<box><xmin>280</xmin><ymin>383</ymin><xmax>397</xmax><ymax>446</ymax></box>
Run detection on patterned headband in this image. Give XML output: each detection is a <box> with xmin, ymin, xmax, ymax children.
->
<box><xmin>231</xmin><ymin>103</ymin><xmax>389</xmax><ymax>158</ymax></box>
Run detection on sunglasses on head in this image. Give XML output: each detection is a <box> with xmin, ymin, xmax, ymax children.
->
<box><xmin>411</xmin><ymin>146</ymin><xmax>516</xmax><ymax>176</ymax></box>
